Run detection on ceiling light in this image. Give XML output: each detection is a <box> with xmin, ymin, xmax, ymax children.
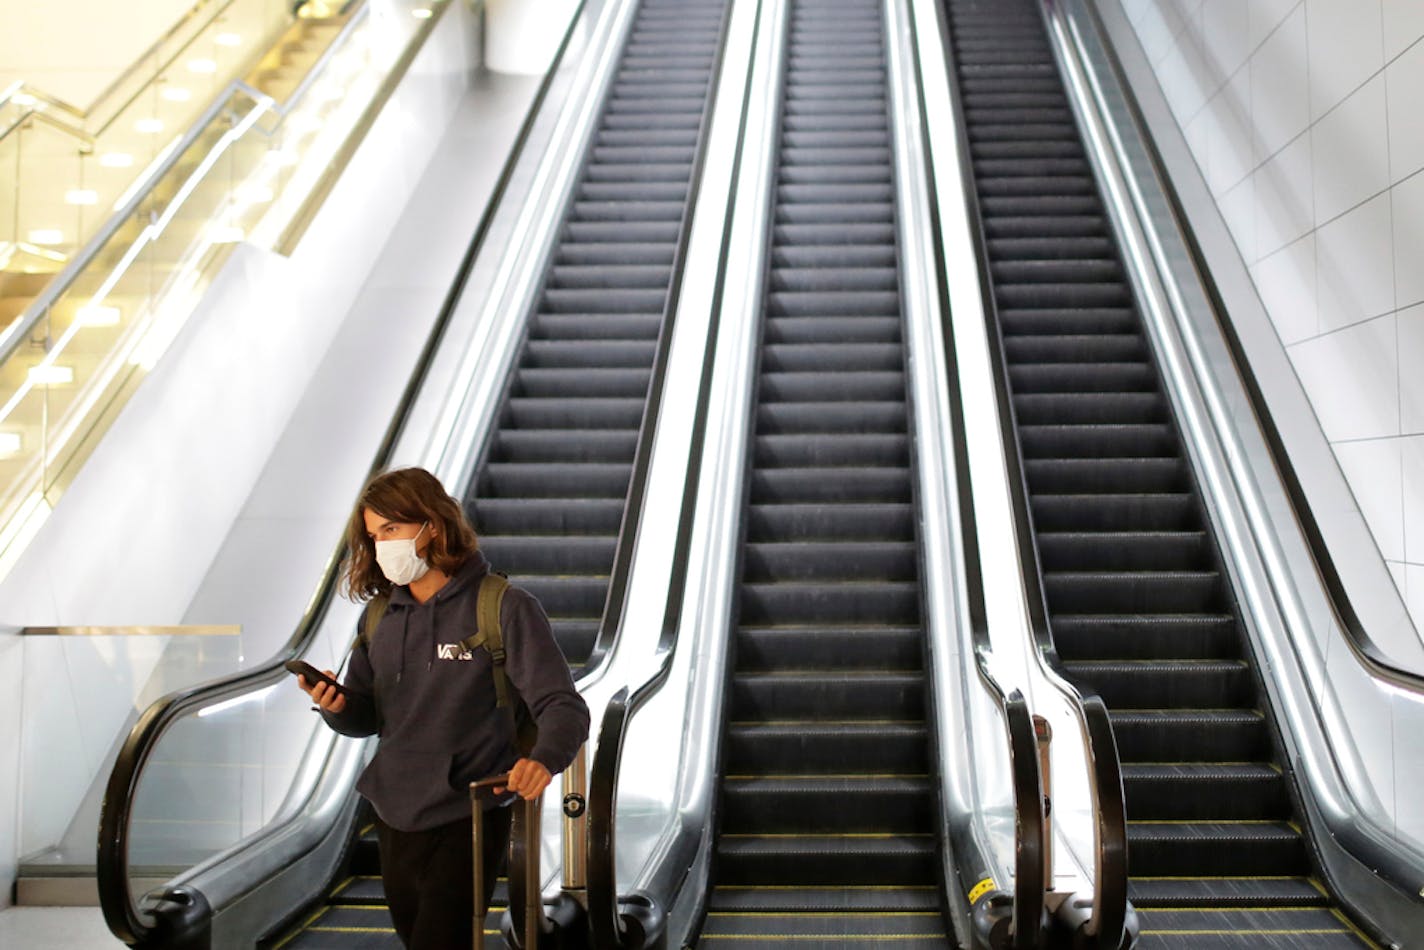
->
<box><xmin>136</xmin><ymin>118</ymin><xmax>164</xmax><ymax>133</ymax></box>
<box><xmin>412</xmin><ymin>8</ymin><xmax>433</xmax><ymax>18</ymax></box>
<box><xmin>10</xmin><ymin>92</ymin><xmax>37</xmax><ymax>107</ymax></box>
<box><xmin>27</xmin><ymin>229</ymin><xmax>63</xmax><ymax>245</ymax></box>
<box><xmin>64</xmin><ymin>189</ymin><xmax>98</xmax><ymax>205</ymax></box>
<box><xmin>216</xmin><ymin>32</ymin><xmax>242</xmax><ymax>47</ymax></box>
<box><xmin>98</xmin><ymin>152</ymin><xmax>134</xmax><ymax>168</ymax></box>
<box><xmin>77</xmin><ymin>305</ymin><xmax>121</xmax><ymax>327</ymax></box>
<box><xmin>0</xmin><ymin>432</ymin><xmax>20</xmax><ymax>457</ymax></box>
<box><xmin>28</xmin><ymin>365</ymin><xmax>74</xmax><ymax>386</ymax></box>
<box><xmin>161</xmin><ymin>86</ymin><xmax>192</xmax><ymax>102</ymax></box>
<box><xmin>237</xmin><ymin>184</ymin><xmax>274</xmax><ymax>203</ymax></box>
<box><xmin>188</xmin><ymin>58</ymin><xmax>218</xmax><ymax>74</ymax></box>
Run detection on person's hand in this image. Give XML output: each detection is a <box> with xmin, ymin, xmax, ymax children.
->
<box><xmin>298</xmin><ymin>671</ymin><xmax>346</xmax><ymax>714</ymax></box>
<box><xmin>496</xmin><ymin>758</ymin><xmax>552</xmax><ymax>801</ymax></box>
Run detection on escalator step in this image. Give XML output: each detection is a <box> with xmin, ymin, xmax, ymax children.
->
<box><xmin>1129</xmin><ymin>877</ymin><xmax>1328</xmax><ymax>908</ymax></box>
<box><xmin>707</xmin><ymin>886</ymin><xmax>940</xmax><ymax>912</ymax></box>
<box><xmin>1109</xmin><ymin>708</ymin><xmax>1268</xmax><ymax>762</ymax></box>
<box><xmin>1042</xmin><ymin>570</ymin><xmax>1223</xmax><ymax>613</ymax></box>
<box><xmin>750</xmin><ymin>467</ymin><xmax>912</xmax><ymax>504</ymax></box>
<box><xmin>1061</xmin><ymin>659</ymin><xmax>1253</xmax><ymax>708</ymax></box>
<box><xmin>739</xmin><ymin>581</ymin><xmax>919</xmax><ymax>625</ymax></box>
<box><xmin>735</xmin><ymin>626</ymin><xmax>923</xmax><ymax>671</ymax></box>
<box><xmin>1121</xmin><ymin>763</ymin><xmax>1287</xmax><ymax>820</ymax></box>
<box><xmin>742</xmin><ymin>540</ymin><xmax>916</xmax><ymax>582</ymax></box>
<box><xmin>1024</xmin><ymin>457</ymin><xmax>1188</xmax><ymax>493</ymax></box>
<box><xmin>730</xmin><ymin>671</ymin><xmax>925</xmax><ymax>720</ymax></box>
<box><xmin>1037</xmin><ymin>531</ymin><xmax>1210</xmax><ymax>571</ymax></box>
<box><xmin>715</xmin><ymin>835</ymin><xmax>937</xmax><ymax>886</ymax></box>
<box><xmin>1128</xmin><ymin>822</ymin><xmax>1305</xmax><ymax>876</ymax></box>
<box><xmin>724</xmin><ymin>721</ymin><xmax>928</xmax><ymax>773</ymax></box>
<box><xmin>720</xmin><ymin>776</ymin><xmax>933</xmax><ymax>833</ymax></box>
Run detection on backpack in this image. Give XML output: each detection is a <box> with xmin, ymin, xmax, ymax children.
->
<box><xmin>359</xmin><ymin>571</ymin><xmax>537</xmax><ymax>754</ymax></box>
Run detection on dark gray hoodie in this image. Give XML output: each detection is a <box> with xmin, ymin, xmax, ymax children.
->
<box><xmin>322</xmin><ymin>550</ymin><xmax>590</xmax><ymax>831</ymax></box>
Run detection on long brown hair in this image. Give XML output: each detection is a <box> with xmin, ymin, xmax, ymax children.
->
<box><xmin>342</xmin><ymin>467</ymin><xmax>480</xmax><ymax>600</ymax></box>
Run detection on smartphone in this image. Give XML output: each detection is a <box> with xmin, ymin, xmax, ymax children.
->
<box><xmin>285</xmin><ymin>659</ymin><xmax>346</xmax><ymax>695</ymax></box>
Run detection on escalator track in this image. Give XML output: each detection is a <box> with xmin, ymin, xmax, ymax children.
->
<box><xmin>268</xmin><ymin>0</ymin><xmax>731</xmax><ymax>945</ymax></box>
<box><xmin>940</xmin><ymin>0</ymin><xmax>1376</xmax><ymax>946</ymax></box>
<box><xmin>697</xmin><ymin>1</ymin><xmax>950</xmax><ymax>945</ymax></box>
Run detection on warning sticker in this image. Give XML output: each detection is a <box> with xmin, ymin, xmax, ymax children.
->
<box><xmin>968</xmin><ymin>877</ymin><xmax>996</xmax><ymax>904</ymax></box>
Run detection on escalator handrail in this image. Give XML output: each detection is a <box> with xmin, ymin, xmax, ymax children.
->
<box><xmin>902</xmin><ymin>4</ymin><xmax>1046</xmax><ymax>944</ymax></box>
<box><xmin>1055</xmin><ymin>0</ymin><xmax>1424</xmax><ymax>905</ymax></box>
<box><xmin>96</xmin><ymin>3</ymin><xmax>591</xmax><ymax>942</ymax></box>
<box><xmin>585</xmin><ymin>1</ymin><xmax>757</xmax><ymax>942</ymax></box>
<box><xmin>934</xmin><ymin>2</ymin><xmax>1131</xmax><ymax>946</ymax></box>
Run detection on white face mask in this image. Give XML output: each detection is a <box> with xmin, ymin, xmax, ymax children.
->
<box><xmin>375</xmin><ymin>522</ymin><xmax>430</xmax><ymax>586</ymax></box>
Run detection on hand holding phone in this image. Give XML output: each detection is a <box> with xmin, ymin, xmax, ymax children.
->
<box><xmin>286</xmin><ymin>660</ymin><xmax>347</xmax><ymax>713</ymax></box>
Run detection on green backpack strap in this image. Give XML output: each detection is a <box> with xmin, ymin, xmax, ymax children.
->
<box><xmin>359</xmin><ymin>593</ymin><xmax>391</xmax><ymax>650</ymax></box>
<box><xmin>459</xmin><ymin>572</ymin><xmax>512</xmax><ymax>707</ymax></box>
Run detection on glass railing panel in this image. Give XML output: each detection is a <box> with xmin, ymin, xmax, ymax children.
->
<box><xmin>124</xmin><ymin>674</ymin><xmax>326</xmax><ymax>886</ymax></box>
<box><xmin>0</xmin><ymin>1</ymin><xmax>445</xmax><ymax>577</ymax></box>
<box><xmin>0</xmin><ymin>0</ymin><xmax>336</xmax><ymax>293</ymax></box>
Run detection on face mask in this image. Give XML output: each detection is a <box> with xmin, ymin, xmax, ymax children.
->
<box><xmin>375</xmin><ymin>522</ymin><xmax>430</xmax><ymax>586</ymax></box>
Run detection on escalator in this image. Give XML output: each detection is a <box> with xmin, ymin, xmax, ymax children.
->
<box><xmin>697</xmin><ymin>0</ymin><xmax>950</xmax><ymax>944</ymax></box>
<box><xmin>940</xmin><ymin>0</ymin><xmax>1375</xmax><ymax>945</ymax></box>
<box><xmin>266</xmin><ymin>0</ymin><xmax>731</xmax><ymax>944</ymax></box>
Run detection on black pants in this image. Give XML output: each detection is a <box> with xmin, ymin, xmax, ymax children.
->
<box><xmin>376</xmin><ymin>805</ymin><xmax>513</xmax><ymax>949</ymax></box>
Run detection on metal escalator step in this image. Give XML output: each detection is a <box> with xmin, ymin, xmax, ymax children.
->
<box><xmin>505</xmin><ymin>574</ymin><xmax>608</xmax><ymax>617</ymax></box>
<box><xmin>1109</xmin><ymin>708</ymin><xmax>1268</xmax><ymax>762</ymax></box>
<box><xmin>475</xmin><ymin>535</ymin><xmax>616</xmax><ymax>575</ymax></box>
<box><xmin>996</xmin><ymin>279</ymin><xmax>1133</xmax><ymax>308</ymax></box>
<box><xmin>1134</xmin><ymin>906</ymin><xmax>1368</xmax><ymax>947</ymax></box>
<box><xmin>1024</xmin><ymin>457</ymin><xmax>1188</xmax><ymax>493</ymax></box>
<box><xmin>514</xmin><ymin>366</ymin><xmax>651</xmax><ymax>398</ymax></box>
<box><xmin>523</xmin><ymin>339</ymin><xmax>659</xmax><ymax>368</ymax></box>
<box><xmin>759</xmin><ymin>370</ymin><xmax>905</xmax><ymax>402</ymax></box>
<box><xmin>1128</xmin><ymin>822</ymin><xmax>1307</xmax><ymax>877</ymax></box>
<box><xmin>757</xmin><ymin>401</ymin><xmax>908</xmax><ymax>435</ymax></box>
<box><xmin>529</xmin><ymin>312</ymin><xmax>663</xmax><ymax>339</ymax></box>
<box><xmin>1129</xmin><ymin>876</ymin><xmax>1329</xmax><ymax>908</ymax></box>
<box><xmin>761</xmin><ymin>341</ymin><xmax>903</xmax><ymax>370</ymax></box>
<box><xmin>720</xmin><ymin>775</ymin><xmax>933</xmax><ymax>834</ymax></box>
<box><xmin>1003</xmin><ymin>331</ymin><xmax>1145</xmax><ymax>362</ymax></box>
<box><xmin>1018</xmin><ymin>422</ymin><xmax>1178</xmax><ymax>457</ymax></box>
<box><xmin>997</xmin><ymin>306</ymin><xmax>1137</xmax><ymax>335</ymax></box>
<box><xmin>743</xmin><ymin>540</ymin><xmax>917</xmax><ymax>582</ymax></box>
<box><xmin>747</xmin><ymin>503</ymin><xmax>913</xmax><ymax>540</ymax></box>
<box><xmin>472</xmin><ymin>498</ymin><xmax>624</xmax><ymax>535</ymax></box>
<box><xmin>707</xmin><ymin>885</ymin><xmax>940</xmax><ymax>912</ymax></box>
<box><xmin>764</xmin><ymin>315</ymin><xmax>902</xmax><ymax>344</ymax></box>
<box><xmin>1008</xmin><ymin>361</ymin><xmax>1157</xmax><ymax>392</ymax></box>
<box><xmin>724</xmin><ymin>721</ymin><xmax>928</xmax><ymax>773</ymax></box>
<box><xmin>503</xmin><ymin>397</ymin><xmax>646</xmax><ymax>430</ymax></box>
<box><xmin>730</xmin><ymin>671</ymin><xmax>926</xmax><ymax>720</ymax></box>
<box><xmin>735</xmin><ymin>626</ymin><xmax>923</xmax><ymax>671</ymax></box>
<box><xmin>1036</xmin><ymin>531</ymin><xmax>1211</xmax><ymax>572</ymax></box>
<box><xmin>740</xmin><ymin>581</ymin><xmax>919</xmax><ymax>625</ymax></box>
<box><xmin>1029</xmin><ymin>492</ymin><xmax>1199</xmax><ymax>531</ymax></box>
<box><xmin>750</xmin><ymin>466</ymin><xmax>911</xmax><ymax>504</ymax></box>
<box><xmin>1014</xmin><ymin>391</ymin><xmax>1164</xmax><ymax>425</ymax></box>
<box><xmin>1061</xmin><ymin>659</ymin><xmax>1254</xmax><ymax>709</ymax></box>
<box><xmin>753</xmin><ymin>433</ymin><xmax>909</xmax><ymax>468</ymax></box>
<box><xmin>715</xmin><ymin>835</ymin><xmax>937</xmax><ymax>886</ymax></box>
<box><xmin>493</xmin><ymin>428</ymin><xmax>638</xmax><ymax>463</ymax></box>
<box><xmin>1043</xmin><ymin>570</ymin><xmax>1224</xmax><ymax>614</ymax></box>
<box><xmin>482</xmin><ymin>461</ymin><xmax>632</xmax><ymax>498</ymax></box>
<box><xmin>1122</xmin><ymin>763</ymin><xmax>1287</xmax><ymax>821</ymax></box>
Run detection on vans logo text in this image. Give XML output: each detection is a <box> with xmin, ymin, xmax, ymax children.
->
<box><xmin>436</xmin><ymin>644</ymin><xmax>474</xmax><ymax>661</ymax></box>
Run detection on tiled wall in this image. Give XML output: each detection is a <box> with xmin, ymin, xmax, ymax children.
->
<box><xmin>1120</xmin><ymin>0</ymin><xmax>1424</xmax><ymax>628</ymax></box>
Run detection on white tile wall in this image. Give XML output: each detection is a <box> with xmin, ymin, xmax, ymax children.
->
<box><xmin>1125</xmin><ymin>0</ymin><xmax>1424</xmax><ymax>632</ymax></box>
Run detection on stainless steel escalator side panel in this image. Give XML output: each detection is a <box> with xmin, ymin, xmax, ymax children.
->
<box><xmin>1043</xmin><ymin>0</ymin><xmax>1424</xmax><ymax>938</ymax></box>
<box><xmin>891</xmin><ymin>0</ymin><xmax>1032</xmax><ymax>942</ymax></box>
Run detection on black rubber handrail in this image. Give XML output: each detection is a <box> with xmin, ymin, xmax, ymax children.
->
<box><xmin>1066</xmin><ymin>0</ymin><xmax>1424</xmax><ymax>903</ymax></box>
<box><xmin>585</xmin><ymin>3</ymin><xmax>760</xmax><ymax>946</ymax></box>
<box><xmin>97</xmin><ymin>3</ymin><xmax>590</xmax><ymax>943</ymax></box>
<box><xmin>904</xmin><ymin>5</ymin><xmax>1047</xmax><ymax>946</ymax></box>
<box><xmin>934</xmin><ymin>1</ymin><xmax>1132</xmax><ymax>946</ymax></box>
